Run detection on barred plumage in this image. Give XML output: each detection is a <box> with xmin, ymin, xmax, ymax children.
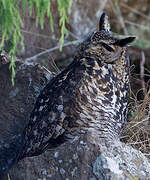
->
<box><xmin>19</xmin><ymin>12</ymin><xmax>135</xmax><ymax>159</ymax></box>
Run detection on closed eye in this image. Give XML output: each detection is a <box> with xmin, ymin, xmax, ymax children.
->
<box><xmin>101</xmin><ymin>42</ymin><xmax>114</xmax><ymax>52</ymax></box>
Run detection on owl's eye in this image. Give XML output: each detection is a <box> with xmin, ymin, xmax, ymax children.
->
<box><xmin>101</xmin><ymin>42</ymin><xmax>114</xmax><ymax>52</ymax></box>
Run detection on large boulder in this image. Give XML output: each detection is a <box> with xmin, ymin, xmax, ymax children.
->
<box><xmin>10</xmin><ymin>132</ymin><xmax>150</xmax><ymax>180</ymax></box>
<box><xmin>0</xmin><ymin>60</ymin><xmax>51</xmax><ymax>178</ymax></box>
<box><xmin>1</xmin><ymin>61</ymin><xmax>150</xmax><ymax>179</ymax></box>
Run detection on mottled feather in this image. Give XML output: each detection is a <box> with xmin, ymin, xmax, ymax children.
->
<box><xmin>19</xmin><ymin>12</ymin><xmax>135</xmax><ymax>159</ymax></box>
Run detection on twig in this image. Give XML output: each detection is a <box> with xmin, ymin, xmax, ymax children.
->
<box><xmin>21</xmin><ymin>29</ymin><xmax>56</xmax><ymax>40</ymax></box>
<box><xmin>68</xmin><ymin>31</ymin><xmax>80</xmax><ymax>40</ymax></box>
<box><xmin>124</xmin><ymin>20</ymin><xmax>150</xmax><ymax>31</ymax></box>
<box><xmin>138</xmin><ymin>88</ymin><xmax>150</xmax><ymax>122</ymax></box>
<box><xmin>128</xmin><ymin>139</ymin><xmax>150</xmax><ymax>145</ymax></box>
<box><xmin>95</xmin><ymin>0</ymin><xmax>108</xmax><ymax>20</ymax></box>
<box><xmin>99</xmin><ymin>0</ymin><xmax>108</xmax><ymax>12</ymax></box>
<box><xmin>25</xmin><ymin>39</ymin><xmax>82</xmax><ymax>63</ymax></box>
<box><xmin>42</xmin><ymin>65</ymin><xmax>52</xmax><ymax>74</ymax></box>
<box><xmin>48</xmin><ymin>55</ymin><xmax>60</xmax><ymax>73</ymax></box>
<box><xmin>121</xmin><ymin>3</ymin><xmax>150</xmax><ymax>21</ymax></box>
<box><xmin>8</xmin><ymin>173</ymin><xmax>10</xmax><ymax>180</ymax></box>
<box><xmin>140</xmin><ymin>51</ymin><xmax>146</xmax><ymax>95</ymax></box>
<box><xmin>149</xmin><ymin>102</ymin><xmax>150</xmax><ymax>124</ymax></box>
<box><xmin>129</xmin><ymin>117</ymin><xmax>149</xmax><ymax>129</ymax></box>
<box><xmin>109</xmin><ymin>0</ymin><xmax>128</xmax><ymax>35</ymax></box>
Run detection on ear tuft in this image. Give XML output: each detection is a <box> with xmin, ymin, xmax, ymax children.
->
<box><xmin>114</xmin><ymin>37</ymin><xmax>136</xmax><ymax>47</ymax></box>
<box><xmin>99</xmin><ymin>12</ymin><xmax>110</xmax><ymax>31</ymax></box>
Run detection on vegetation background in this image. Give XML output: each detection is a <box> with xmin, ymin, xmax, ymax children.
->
<box><xmin>0</xmin><ymin>0</ymin><xmax>150</xmax><ymax>178</ymax></box>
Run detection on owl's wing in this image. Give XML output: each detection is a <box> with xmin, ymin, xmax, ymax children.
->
<box><xmin>22</xmin><ymin>58</ymin><xmax>88</xmax><ymax>158</ymax></box>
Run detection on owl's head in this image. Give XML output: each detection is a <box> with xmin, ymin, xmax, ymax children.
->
<box><xmin>76</xmin><ymin>12</ymin><xmax>135</xmax><ymax>64</ymax></box>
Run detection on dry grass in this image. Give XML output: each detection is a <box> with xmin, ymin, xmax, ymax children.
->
<box><xmin>121</xmin><ymin>87</ymin><xmax>150</xmax><ymax>156</ymax></box>
<box><xmin>107</xmin><ymin>0</ymin><xmax>150</xmax><ymax>157</ymax></box>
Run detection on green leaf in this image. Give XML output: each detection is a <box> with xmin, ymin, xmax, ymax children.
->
<box><xmin>57</xmin><ymin>0</ymin><xmax>72</xmax><ymax>51</ymax></box>
<box><xmin>0</xmin><ymin>0</ymin><xmax>73</xmax><ymax>85</ymax></box>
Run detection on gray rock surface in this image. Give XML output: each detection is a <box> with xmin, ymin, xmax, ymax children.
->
<box><xmin>9</xmin><ymin>131</ymin><xmax>150</xmax><ymax>180</ymax></box>
<box><xmin>0</xmin><ymin>61</ymin><xmax>51</xmax><ymax>177</ymax></box>
<box><xmin>1</xmin><ymin>61</ymin><xmax>150</xmax><ymax>179</ymax></box>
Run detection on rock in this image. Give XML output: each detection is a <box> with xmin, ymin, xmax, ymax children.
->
<box><xmin>0</xmin><ymin>61</ymin><xmax>52</xmax><ymax>177</ymax></box>
<box><xmin>9</xmin><ymin>132</ymin><xmax>150</xmax><ymax>180</ymax></box>
<box><xmin>1</xmin><ymin>61</ymin><xmax>150</xmax><ymax>179</ymax></box>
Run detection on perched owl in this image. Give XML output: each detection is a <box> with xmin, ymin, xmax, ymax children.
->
<box><xmin>19</xmin><ymin>12</ymin><xmax>135</xmax><ymax>159</ymax></box>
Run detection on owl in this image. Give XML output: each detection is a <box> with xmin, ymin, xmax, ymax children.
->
<box><xmin>19</xmin><ymin>12</ymin><xmax>135</xmax><ymax>159</ymax></box>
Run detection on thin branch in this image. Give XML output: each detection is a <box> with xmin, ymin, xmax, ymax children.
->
<box><xmin>68</xmin><ymin>30</ymin><xmax>80</xmax><ymax>40</ymax></box>
<box><xmin>149</xmin><ymin>103</ymin><xmax>150</xmax><ymax>124</ymax></box>
<box><xmin>124</xmin><ymin>20</ymin><xmax>150</xmax><ymax>31</ymax></box>
<box><xmin>25</xmin><ymin>39</ymin><xmax>82</xmax><ymax>63</ymax></box>
<box><xmin>8</xmin><ymin>173</ymin><xmax>10</xmax><ymax>180</ymax></box>
<box><xmin>129</xmin><ymin>117</ymin><xmax>149</xmax><ymax>129</ymax></box>
<box><xmin>128</xmin><ymin>139</ymin><xmax>150</xmax><ymax>145</ymax></box>
<box><xmin>21</xmin><ymin>29</ymin><xmax>57</xmax><ymax>40</ymax></box>
<box><xmin>138</xmin><ymin>88</ymin><xmax>150</xmax><ymax>121</ymax></box>
<box><xmin>120</xmin><ymin>3</ymin><xmax>150</xmax><ymax>21</ymax></box>
<box><xmin>99</xmin><ymin>0</ymin><xmax>108</xmax><ymax>12</ymax></box>
<box><xmin>109</xmin><ymin>0</ymin><xmax>128</xmax><ymax>35</ymax></box>
<box><xmin>95</xmin><ymin>0</ymin><xmax>108</xmax><ymax>21</ymax></box>
<box><xmin>140</xmin><ymin>51</ymin><xmax>146</xmax><ymax>95</ymax></box>
<box><xmin>48</xmin><ymin>55</ymin><xmax>60</xmax><ymax>73</ymax></box>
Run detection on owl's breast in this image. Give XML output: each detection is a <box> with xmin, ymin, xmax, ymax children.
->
<box><xmin>71</xmin><ymin>65</ymin><xmax>128</xmax><ymax>138</ymax></box>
